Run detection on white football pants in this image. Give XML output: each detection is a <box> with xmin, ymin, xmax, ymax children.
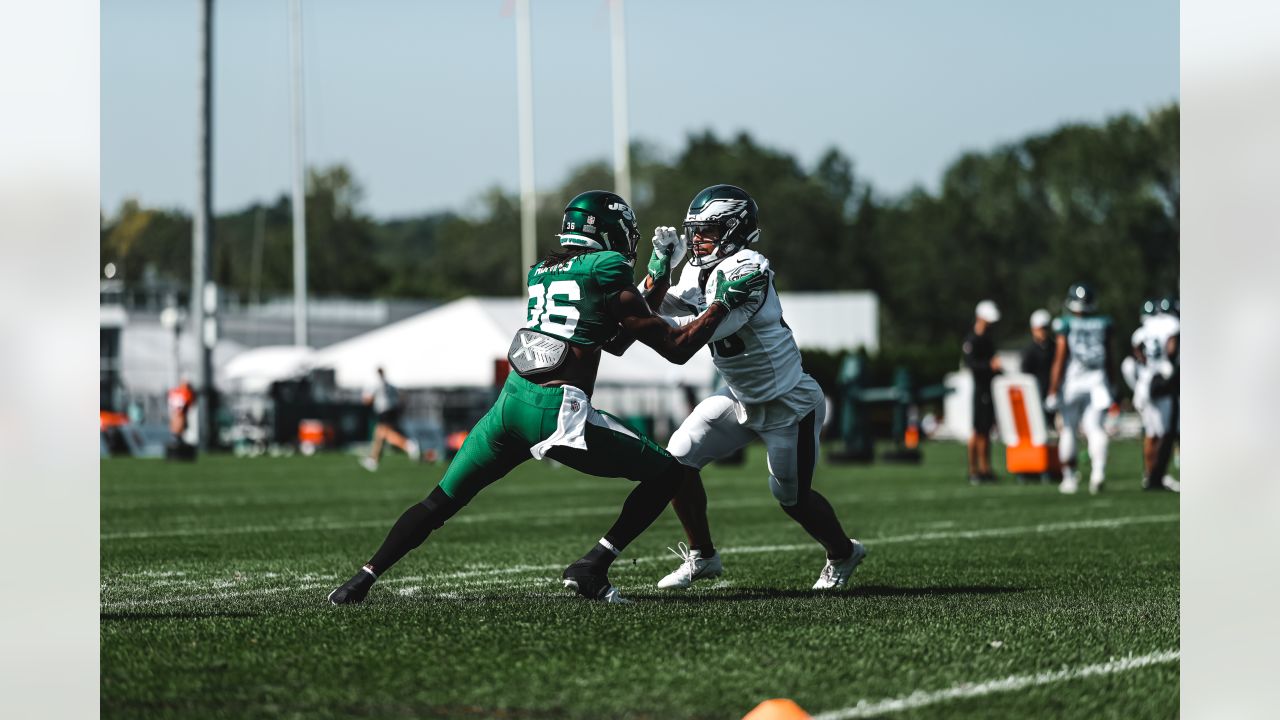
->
<box><xmin>667</xmin><ymin>387</ymin><xmax>825</xmax><ymax>507</ymax></box>
<box><xmin>1058</xmin><ymin>371</ymin><xmax>1113</xmax><ymax>482</ymax></box>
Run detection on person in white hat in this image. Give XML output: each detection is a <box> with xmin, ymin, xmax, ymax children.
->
<box><xmin>963</xmin><ymin>300</ymin><xmax>1003</xmax><ymax>484</ymax></box>
<box><xmin>1017</xmin><ymin>309</ymin><xmax>1058</xmax><ymax>483</ymax></box>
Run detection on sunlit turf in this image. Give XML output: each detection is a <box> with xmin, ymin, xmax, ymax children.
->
<box><xmin>102</xmin><ymin>440</ymin><xmax>1178</xmax><ymax>719</ymax></box>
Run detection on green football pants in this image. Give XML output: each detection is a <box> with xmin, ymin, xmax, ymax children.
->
<box><xmin>438</xmin><ymin>373</ymin><xmax>676</xmax><ymax>503</ymax></box>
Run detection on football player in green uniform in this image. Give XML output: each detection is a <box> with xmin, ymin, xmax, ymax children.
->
<box><xmin>328</xmin><ymin>190</ymin><xmax>767</xmax><ymax>605</ymax></box>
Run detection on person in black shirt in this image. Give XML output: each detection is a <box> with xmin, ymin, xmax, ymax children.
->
<box><xmin>1020</xmin><ymin>309</ymin><xmax>1055</xmax><ymax>420</ymax></box>
<box><xmin>1018</xmin><ymin>309</ymin><xmax>1057</xmax><ymax>483</ymax></box>
<box><xmin>963</xmin><ymin>300</ymin><xmax>1003</xmax><ymax>484</ymax></box>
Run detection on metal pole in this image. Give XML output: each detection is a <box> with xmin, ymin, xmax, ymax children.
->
<box><xmin>193</xmin><ymin>0</ymin><xmax>216</xmax><ymax>451</ymax></box>
<box><xmin>609</xmin><ymin>0</ymin><xmax>632</xmax><ymax>203</ymax></box>
<box><xmin>289</xmin><ymin>0</ymin><xmax>309</xmax><ymax>347</ymax></box>
<box><xmin>515</xmin><ymin>0</ymin><xmax>536</xmax><ymax>283</ymax></box>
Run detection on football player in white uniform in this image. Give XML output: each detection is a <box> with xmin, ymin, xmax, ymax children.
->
<box><xmin>636</xmin><ymin>184</ymin><xmax>865</xmax><ymax>591</ymax></box>
<box><xmin>1124</xmin><ymin>298</ymin><xmax>1180</xmax><ymax>491</ymax></box>
<box><xmin>1045</xmin><ymin>283</ymin><xmax>1120</xmax><ymax>495</ymax></box>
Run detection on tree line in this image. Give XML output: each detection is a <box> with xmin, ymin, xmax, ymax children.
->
<box><xmin>101</xmin><ymin>104</ymin><xmax>1178</xmax><ymax>383</ymax></box>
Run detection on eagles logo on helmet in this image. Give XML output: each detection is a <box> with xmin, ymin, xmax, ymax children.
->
<box><xmin>684</xmin><ymin>184</ymin><xmax>760</xmax><ymax>268</ymax></box>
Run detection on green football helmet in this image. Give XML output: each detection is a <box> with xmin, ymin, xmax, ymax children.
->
<box><xmin>1140</xmin><ymin>297</ymin><xmax>1158</xmax><ymax>318</ymax></box>
<box><xmin>556</xmin><ymin>190</ymin><xmax>641</xmax><ymax>263</ymax></box>
<box><xmin>1064</xmin><ymin>282</ymin><xmax>1097</xmax><ymax>314</ymax></box>
<box><xmin>683</xmin><ymin>184</ymin><xmax>760</xmax><ymax>268</ymax></box>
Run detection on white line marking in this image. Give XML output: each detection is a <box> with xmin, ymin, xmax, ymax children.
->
<box><xmin>99</xmin><ymin>514</ymin><xmax>1176</xmax><ymax>610</ymax></box>
<box><xmin>810</xmin><ymin>649</ymin><xmax>1179</xmax><ymax>719</ymax></box>
<box><xmin>98</xmin><ymin>488</ymin><xmax>1133</xmax><ymax>540</ymax></box>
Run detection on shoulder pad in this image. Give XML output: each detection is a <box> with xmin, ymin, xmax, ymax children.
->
<box><xmin>722</xmin><ymin>248</ymin><xmax>770</xmax><ymax>278</ymax></box>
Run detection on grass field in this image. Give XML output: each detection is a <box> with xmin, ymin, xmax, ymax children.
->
<box><xmin>101</xmin><ymin>440</ymin><xmax>1179</xmax><ymax>719</ymax></box>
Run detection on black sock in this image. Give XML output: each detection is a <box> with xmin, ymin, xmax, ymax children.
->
<box><xmin>781</xmin><ymin>491</ymin><xmax>853</xmax><ymax>560</ymax></box>
<box><xmin>366</xmin><ymin>487</ymin><xmax>461</xmax><ymax>576</ymax></box>
<box><xmin>602</xmin><ymin>464</ymin><xmax>681</xmax><ymax>550</ymax></box>
<box><xmin>580</xmin><ymin>541</ymin><xmax>620</xmax><ymax>572</ymax></box>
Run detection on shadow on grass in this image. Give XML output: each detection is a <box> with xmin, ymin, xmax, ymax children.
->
<box><xmin>635</xmin><ymin>584</ymin><xmax>1025</xmax><ymax>603</ymax></box>
<box><xmin>100</xmin><ymin>610</ymin><xmax>262</xmax><ymax>622</ymax></box>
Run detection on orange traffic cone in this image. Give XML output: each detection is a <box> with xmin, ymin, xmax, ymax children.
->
<box><xmin>742</xmin><ymin>698</ymin><xmax>812</xmax><ymax>720</ymax></box>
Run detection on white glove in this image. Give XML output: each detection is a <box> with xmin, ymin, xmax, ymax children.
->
<box><xmin>1044</xmin><ymin>393</ymin><xmax>1060</xmax><ymax>413</ymax></box>
<box><xmin>646</xmin><ymin>226</ymin><xmax>687</xmax><ymax>282</ymax></box>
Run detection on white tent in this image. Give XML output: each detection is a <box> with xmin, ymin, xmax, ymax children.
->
<box><xmin>309</xmin><ymin>291</ymin><xmax>877</xmax><ymax>392</ymax></box>
<box><xmin>120</xmin><ymin>324</ymin><xmax>246</xmax><ymax>394</ymax></box>
<box><xmin>223</xmin><ymin>345</ymin><xmax>316</xmax><ymax>394</ymax></box>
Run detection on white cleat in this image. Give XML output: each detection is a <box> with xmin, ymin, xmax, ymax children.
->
<box><xmin>656</xmin><ymin>542</ymin><xmax>724</xmax><ymax>589</ymax></box>
<box><xmin>1089</xmin><ymin>478</ymin><xmax>1105</xmax><ymax>495</ymax></box>
<box><xmin>1059</xmin><ymin>476</ymin><xmax>1078</xmax><ymax>494</ymax></box>
<box><xmin>812</xmin><ymin>539</ymin><xmax>867</xmax><ymax>590</ymax></box>
<box><xmin>601</xmin><ymin>586</ymin><xmax>634</xmax><ymax>604</ymax></box>
<box><xmin>359</xmin><ymin>456</ymin><xmax>379</xmax><ymax>472</ymax></box>
<box><xmin>406</xmin><ymin>439</ymin><xmax>421</xmax><ymax>461</ymax></box>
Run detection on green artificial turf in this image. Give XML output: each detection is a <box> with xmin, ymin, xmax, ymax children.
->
<box><xmin>101</xmin><ymin>441</ymin><xmax>1178</xmax><ymax>719</ymax></box>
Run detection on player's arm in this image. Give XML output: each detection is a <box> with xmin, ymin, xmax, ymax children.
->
<box><xmin>1047</xmin><ymin>334</ymin><xmax>1068</xmax><ymax>398</ymax></box>
<box><xmin>603</xmin><ymin>227</ymin><xmax>685</xmax><ymax>356</ymax></box>
<box><xmin>609</xmin><ymin>269</ymin><xmax>767</xmax><ymax>365</ymax></box>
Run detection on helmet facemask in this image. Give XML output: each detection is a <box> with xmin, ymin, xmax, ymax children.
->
<box><xmin>683</xmin><ymin>186</ymin><xmax>760</xmax><ymax>268</ymax></box>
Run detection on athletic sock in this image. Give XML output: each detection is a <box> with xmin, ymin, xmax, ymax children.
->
<box><xmin>580</xmin><ymin>538</ymin><xmax>621</xmax><ymax>572</ymax></box>
<box><xmin>781</xmin><ymin>491</ymin><xmax>852</xmax><ymax>560</ymax></box>
<box><xmin>366</xmin><ymin>487</ymin><xmax>460</xmax><ymax>575</ymax></box>
<box><xmin>600</xmin><ymin>464</ymin><xmax>681</xmax><ymax>552</ymax></box>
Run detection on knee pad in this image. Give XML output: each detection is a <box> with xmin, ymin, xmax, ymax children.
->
<box><xmin>769</xmin><ymin>474</ymin><xmax>800</xmax><ymax>507</ymax></box>
<box><xmin>419</xmin><ymin>486</ymin><xmax>465</xmax><ymax>531</ymax></box>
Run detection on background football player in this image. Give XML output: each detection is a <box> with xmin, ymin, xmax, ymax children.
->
<box><xmin>623</xmin><ymin>184</ymin><xmax>865</xmax><ymax>591</ymax></box>
<box><xmin>1045</xmin><ymin>282</ymin><xmax>1119</xmax><ymax>495</ymax></box>
<box><xmin>328</xmin><ymin>190</ymin><xmax>766</xmax><ymax>605</ymax></box>
<box><xmin>1133</xmin><ymin>296</ymin><xmax>1180</xmax><ymax>491</ymax></box>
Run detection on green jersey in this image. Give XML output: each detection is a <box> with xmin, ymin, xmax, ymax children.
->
<box><xmin>524</xmin><ymin>250</ymin><xmax>635</xmax><ymax>348</ymax></box>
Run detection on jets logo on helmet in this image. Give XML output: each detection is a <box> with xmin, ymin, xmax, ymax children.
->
<box><xmin>557</xmin><ymin>190</ymin><xmax>641</xmax><ymax>264</ymax></box>
<box><xmin>684</xmin><ymin>184</ymin><xmax>760</xmax><ymax>268</ymax></box>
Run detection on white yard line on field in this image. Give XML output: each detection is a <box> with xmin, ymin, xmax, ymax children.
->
<box><xmin>100</xmin><ymin>514</ymin><xmax>1176</xmax><ymax>611</ymax></box>
<box><xmin>810</xmin><ymin>649</ymin><xmax>1179</xmax><ymax>719</ymax></box>
<box><xmin>98</xmin><ymin>486</ymin><xmax>1103</xmax><ymax>540</ymax></box>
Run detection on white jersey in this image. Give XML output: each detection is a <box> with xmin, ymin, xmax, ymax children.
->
<box><xmin>1052</xmin><ymin>313</ymin><xmax>1113</xmax><ymax>387</ymax></box>
<box><xmin>661</xmin><ymin>248</ymin><xmax>806</xmax><ymax>405</ymax></box>
<box><xmin>1132</xmin><ymin>313</ymin><xmax>1179</xmax><ymax>365</ymax></box>
<box><xmin>368</xmin><ymin>379</ymin><xmax>399</xmax><ymax>413</ymax></box>
<box><xmin>1130</xmin><ymin>313</ymin><xmax>1179</xmax><ymax>411</ymax></box>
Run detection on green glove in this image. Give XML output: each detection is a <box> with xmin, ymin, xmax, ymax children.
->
<box><xmin>646</xmin><ymin>226</ymin><xmax>686</xmax><ymax>283</ymax></box>
<box><xmin>713</xmin><ymin>268</ymin><xmax>768</xmax><ymax>310</ymax></box>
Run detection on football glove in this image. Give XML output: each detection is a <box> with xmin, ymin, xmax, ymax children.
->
<box><xmin>646</xmin><ymin>226</ymin><xmax>687</xmax><ymax>283</ymax></box>
<box><xmin>1044</xmin><ymin>393</ymin><xmax>1060</xmax><ymax>413</ymax></box>
<box><xmin>712</xmin><ymin>267</ymin><xmax>768</xmax><ymax>311</ymax></box>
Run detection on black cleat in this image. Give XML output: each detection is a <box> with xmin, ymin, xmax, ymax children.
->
<box><xmin>329</xmin><ymin>569</ymin><xmax>376</xmax><ymax>605</ymax></box>
<box><xmin>562</xmin><ymin>560</ymin><xmax>631</xmax><ymax>604</ymax></box>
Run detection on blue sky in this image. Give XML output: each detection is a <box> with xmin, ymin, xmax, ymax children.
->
<box><xmin>101</xmin><ymin>0</ymin><xmax>1178</xmax><ymax>219</ymax></box>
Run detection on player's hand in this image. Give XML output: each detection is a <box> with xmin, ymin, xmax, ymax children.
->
<box><xmin>646</xmin><ymin>226</ymin><xmax>686</xmax><ymax>282</ymax></box>
<box><xmin>712</xmin><ymin>267</ymin><xmax>767</xmax><ymax>311</ymax></box>
<box><xmin>1044</xmin><ymin>394</ymin><xmax>1060</xmax><ymax>412</ymax></box>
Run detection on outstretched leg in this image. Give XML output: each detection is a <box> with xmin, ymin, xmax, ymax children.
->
<box><xmin>670</xmin><ymin>465</ymin><xmax>715</xmax><ymax>556</ymax></box>
<box><xmin>331</xmin><ymin>408</ymin><xmax>527</xmax><ymax>604</ymax></box>
<box><xmin>763</xmin><ymin>407</ymin><xmax>863</xmax><ymax>589</ymax></box>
